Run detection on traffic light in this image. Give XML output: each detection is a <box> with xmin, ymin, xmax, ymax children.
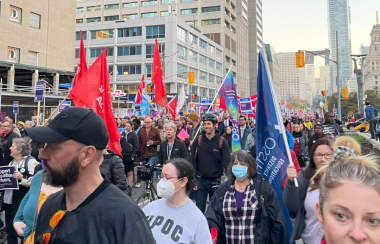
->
<box><xmin>321</xmin><ymin>90</ymin><xmax>326</xmax><ymax>96</ymax></box>
<box><xmin>324</xmin><ymin>103</ymin><xmax>327</xmax><ymax>109</ymax></box>
<box><xmin>192</xmin><ymin>94</ymin><xmax>197</xmax><ymax>100</ymax></box>
<box><xmin>188</xmin><ymin>71</ymin><xmax>195</xmax><ymax>84</ymax></box>
<box><xmin>341</xmin><ymin>87</ymin><xmax>349</xmax><ymax>99</ymax></box>
<box><xmin>295</xmin><ymin>52</ymin><xmax>305</xmax><ymax>68</ymax></box>
<box><xmin>147</xmin><ymin>84</ymin><xmax>154</xmax><ymax>93</ymax></box>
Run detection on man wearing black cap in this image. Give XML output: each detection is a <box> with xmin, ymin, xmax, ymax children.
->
<box><xmin>26</xmin><ymin>107</ymin><xmax>155</xmax><ymax>244</ymax></box>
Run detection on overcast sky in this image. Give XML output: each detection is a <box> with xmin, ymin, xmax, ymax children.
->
<box><xmin>262</xmin><ymin>0</ymin><xmax>379</xmax><ymax>70</ymax></box>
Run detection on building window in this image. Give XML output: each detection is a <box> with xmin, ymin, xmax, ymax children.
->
<box><xmin>177</xmin><ymin>64</ymin><xmax>187</xmax><ymax>78</ymax></box>
<box><xmin>90</xmin><ymin>48</ymin><xmax>113</xmax><ymax>58</ymax></box>
<box><xmin>142</xmin><ymin>12</ymin><xmax>158</xmax><ymax>18</ymax></box>
<box><xmin>10</xmin><ymin>6</ymin><xmax>22</xmax><ymax>23</ymax></box>
<box><xmin>208</xmin><ymin>45</ymin><xmax>215</xmax><ymax>54</ymax></box>
<box><xmin>87</xmin><ymin>17</ymin><xmax>101</xmax><ymax>23</ymax></box>
<box><xmin>225</xmin><ymin>56</ymin><xmax>230</xmax><ymax>63</ymax></box>
<box><xmin>75</xmin><ymin>49</ymin><xmax>79</xmax><ymax>58</ymax></box>
<box><xmin>117</xmin><ymin>65</ymin><xmax>142</xmax><ymax>75</ymax></box>
<box><xmin>117</xmin><ymin>46</ymin><xmax>142</xmax><ymax>56</ymax></box>
<box><xmin>216</xmin><ymin>62</ymin><xmax>222</xmax><ymax>71</ymax></box>
<box><xmin>29</xmin><ymin>12</ymin><xmax>41</xmax><ymax>29</ymax></box>
<box><xmin>118</xmin><ymin>27</ymin><xmax>142</xmax><ymax>37</ymax></box>
<box><xmin>105</xmin><ymin>4</ymin><xmax>119</xmax><ymax>10</ymax></box>
<box><xmin>146</xmin><ymin>25</ymin><xmax>165</xmax><ymax>39</ymax></box>
<box><xmin>225</xmin><ymin>20</ymin><xmax>230</xmax><ymax>28</ymax></box>
<box><xmin>27</xmin><ymin>51</ymin><xmax>38</xmax><ymax>66</ymax></box>
<box><xmin>76</xmin><ymin>7</ymin><xmax>84</xmax><ymax>13</ymax></box>
<box><xmin>160</xmin><ymin>11</ymin><xmax>169</xmax><ymax>17</ymax></box>
<box><xmin>200</xmin><ymin>87</ymin><xmax>207</xmax><ymax>97</ymax></box>
<box><xmin>142</xmin><ymin>1</ymin><xmax>158</xmax><ymax>6</ymax></box>
<box><xmin>231</xmin><ymin>14</ymin><xmax>235</xmax><ymax>22</ymax></box>
<box><xmin>105</xmin><ymin>15</ymin><xmax>119</xmax><ymax>21</ymax></box>
<box><xmin>161</xmin><ymin>0</ymin><xmax>170</xmax><ymax>4</ymax></box>
<box><xmin>122</xmin><ymin>14</ymin><xmax>138</xmax><ymax>20</ymax></box>
<box><xmin>201</xmin><ymin>6</ymin><xmax>220</xmax><ymax>13</ymax></box>
<box><xmin>146</xmin><ymin>44</ymin><xmax>165</xmax><ymax>58</ymax></box>
<box><xmin>76</xmin><ymin>19</ymin><xmax>84</xmax><ymax>24</ymax></box>
<box><xmin>181</xmin><ymin>0</ymin><xmax>197</xmax><ymax>2</ymax></box>
<box><xmin>189</xmin><ymin>50</ymin><xmax>198</xmax><ymax>62</ymax></box>
<box><xmin>232</xmin><ymin>59</ymin><xmax>236</xmax><ymax>66</ymax></box>
<box><xmin>199</xmin><ymin>39</ymin><xmax>207</xmax><ymax>49</ymax></box>
<box><xmin>231</xmin><ymin>26</ymin><xmax>236</xmax><ymax>33</ymax></box>
<box><xmin>181</xmin><ymin>8</ymin><xmax>198</xmax><ymax>15</ymax></box>
<box><xmin>146</xmin><ymin>64</ymin><xmax>152</xmax><ymax>77</ymax></box>
<box><xmin>75</xmin><ymin>31</ymin><xmax>87</xmax><ymax>40</ymax></box>
<box><xmin>209</xmin><ymin>89</ymin><xmax>215</xmax><ymax>98</ymax></box>
<box><xmin>177</xmin><ymin>45</ymin><xmax>187</xmax><ymax>61</ymax></box>
<box><xmin>199</xmin><ymin>55</ymin><xmax>207</xmax><ymax>65</ymax></box>
<box><xmin>209</xmin><ymin>59</ymin><xmax>215</xmax><ymax>68</ymax></box>
<box><xmin>216</xmin><ymin>49</ymin><xmax>222</xmax><ymax>59</ymax></box>
<box><xmin>91</xmin><ymin>29</ymin><xmax>114</xmax><ymax>39</ymax></box>
<box><xmin>189</xmin><ymin>34</ymin><xmax>198</xmax><ymax>45</ymax></box>
<box><xmin>123</xmin><ymin>2</ymin><xmax>138</xmax><ymax>8</ymax></box>
<box><xmin>177</xmin><ymin>27</ymin><xmax>187</xmax><ymax>42</ymax></box>
<box><xmin>201</xmin><ymin>19</ymin><xmax>221</xmax><ymax>26</ymax></box>
<box><xmin>209</xmin><ymin>74</ymin><xmax>215</xmax><ymax>83</ymax></box>
<box><xmin>186</xmin><ymin>21</ymin><xmax>197</xmax><ymax>27</ymax></box>
<box><xmin>87</xmin><ymin>6</ymin><xmax>101</xmax><ymax>11</ymax></box>
<box><xmin>7</xmin><ymin>47</ymin><xmax>20</xmax><ymax>63</ymax></box>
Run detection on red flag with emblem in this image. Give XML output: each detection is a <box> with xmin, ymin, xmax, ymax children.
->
<box><xmin>136</xmin><ymin>75</ymin><xmax>145</xmax><ymax>104</ymax></box>
<box><xmin>167</xmin><ymin>97</ymin><xmax>177</xmax><ymax>118</ymax></box>
<box><xmin>70</xmin><ymin>30</ymin><xmax>88</xmax><ymax>108</ymax></box>
<box><xmin>152</xmin><ymin>39</ymin><xmax>168</xmax><ymax>107</ymax></box>
<box><xmin>69</xmin><ymin>48</ymin><xmax>121</xmax><ymax>156</ymax></box>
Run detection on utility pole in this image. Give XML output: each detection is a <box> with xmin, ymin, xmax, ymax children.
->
<box><xmin>336</xmin><ymin>31</ymin><xmax>342</xmax><ymax>120</ymax></box>
<box><xmin>351</xmin><ymin>54</ymin><xmax>367</xmax><ymax>114</ymax></box>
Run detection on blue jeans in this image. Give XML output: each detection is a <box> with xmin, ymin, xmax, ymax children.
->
<box><xmin>369</xmin><ymin>120</ymin><xmax>377</xmax><ymax>138</ymax></box>
<box><xmin>195</xmin><ymin>177</ymin><xmax>221</xmax><ymax>213</ymax></box>
<box><xmin>143</xmin><ymin>155</ymin><xmax>159</xmax><ymax>187</ymax></box>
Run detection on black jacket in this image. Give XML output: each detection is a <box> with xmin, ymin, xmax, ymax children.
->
<box><xmin>1</xmin><ymin>131</ymin><xmax>20</xmax><ymax>166</ymax></box>
<box><xmin>120</xmin><ymin>131</ymin><xmax>139</xmax><ymax>157</ymax></box>
<box><xmin>99</xmin><ymin>151</ymin><xmax>126</xmax><ymax>192</ymax></box>
<box><xmin>158</xmin><ymin>139</ymin><xmax>189</xmax><ymax>164</ymax></box>
<box><xmin>191</xmin><ymin>132</ymin><xmax>230</xmax><ymax>179</ymax></box>
<box><xmin>218</xmin><ymin>120</ymin><xmax>232</xmax><ymax>137</ymax></box>
<box><xmin>206</xmin><ymin>174</ymin><xmax>286</xmax><ymax>244</ymax></box>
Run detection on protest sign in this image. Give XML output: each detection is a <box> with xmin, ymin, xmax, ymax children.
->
<box><xmin>0</xmin><ymin>166</ymin><xmax>19</xmax><ymax>190</ymax></box>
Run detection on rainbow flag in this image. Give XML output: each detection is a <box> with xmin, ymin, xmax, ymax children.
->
<box><xmin>219</xmin><ymin>70</ymin><xmax>241</xmax><ymax>152</ymax></box>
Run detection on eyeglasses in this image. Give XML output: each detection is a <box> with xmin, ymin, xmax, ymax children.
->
<box><xmin>313</xmin><ymin>153</ymin><xmax>333</xmax><ymax>159</ymax></box>
<box><xmin>0</xmin><ymin>125</ymin><xmax>10</xmax><ymax>128</ymax></box>
<box><xmin>158</xmin><ymin>175</ymin><xmax>179</xmax><ymax>181</ymax></box>
<box><xmin>41</xmin><ymin>210</ymin><xmax>67</xmax><ymax>244</ymax></box>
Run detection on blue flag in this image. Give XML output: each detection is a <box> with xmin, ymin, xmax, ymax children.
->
<box><xmin>256</xmin><ymin>48</ymin><xmax>294</xmax><ymax>244</ymax></box>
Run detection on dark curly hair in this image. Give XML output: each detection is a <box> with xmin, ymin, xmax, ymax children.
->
<box><xmin>164</xmin><ymin>158</ymin><xmax>197</xmax><ymax>195</ymax></box>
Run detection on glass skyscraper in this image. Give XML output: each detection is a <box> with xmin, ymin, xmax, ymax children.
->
<box><xmin>328</xmin><ymin>0</ymin><xmax>352</xmax><ymax>88</ymax></box>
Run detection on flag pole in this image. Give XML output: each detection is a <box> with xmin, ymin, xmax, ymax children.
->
<box><xmin>261</xmin><ymin>47</ymin><xmax>299</xmax><ymax>187</ymax></box>
<box><xmin>193</xmin><ymin>64</ymin><xmax>233</xmax><ymax>138</ymax></box>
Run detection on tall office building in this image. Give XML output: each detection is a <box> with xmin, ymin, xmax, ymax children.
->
<box><xmin>264</xmin><ymin>44</ymin><xmax>280</xmax><ymax>100</ymax></box>
<box><xmin>328</xmin><ymin>0</ymin><xmax>352</xmax><ymax>88</ymax></box>
<box><xmin>76</xmin><ymin>0</ymin><xmax>241</xmax><ymax>81</ymax></box>
<box><xmin>276</xmin><ymin>52</ymin><xmax>307</xmax><ymax>101</ymax></box>
<box><xmin>363</xmin><ymin>14</ymin><xmax>380</xmax><ymax>92</ymax></box>
<box><xmin>247</xmin><ymin>0</ymin><xmax>263</xmax><ymax>95</ymax></box>
<box><xmin>0</xmin><ymin>0</ymin><xmax>76</xmax><ymax>91</ymax></box>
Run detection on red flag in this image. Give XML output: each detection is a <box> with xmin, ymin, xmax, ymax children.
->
<box><xmin>70</xmin><ymin>30</ymin><xmax>88</xmax><ymax>108</ymax></box>
<box><xmin>136</xmin><ymin>75</ymin><xmax>146</xmax><ymax>104</ymax></box>
<box><xmin>69</xmin><ymin>49</ymin><xmax>122</xmax><ymax>156</ymax></box>
<box><xmin>219</xmin><ymin>96</ymin><xmax>227</xmax><ymax>111</ymax></box>
<box><xmin>152</xmin><ymin>39</ymin><xmax>167</xmax><ymax>107</ymax></box>
<box><xmin>167</xmin><ymin>97</ymin><xmax>177</xmax><ymax>118</ymax></box>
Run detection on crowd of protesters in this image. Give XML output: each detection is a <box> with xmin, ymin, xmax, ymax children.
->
<box><xmin>0</xmin><ymin>106</ymin><xmax>376</xmax><ymax>244</ymax></box>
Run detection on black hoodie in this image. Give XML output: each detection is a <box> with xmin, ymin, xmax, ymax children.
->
<box><xmin>99</xmin><ymin>151</ymin><xmax>126</xmax><ymax>192</ymax></box>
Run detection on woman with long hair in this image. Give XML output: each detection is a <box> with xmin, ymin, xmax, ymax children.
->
<box><xmin>284</xmin><ymin>138</ymin><xmax>334</xmax><ymax>244</ymax></box>
<box><xmin>221</xmin><ymin>126</ymin><xmax>232</xmax><ymax>152</ymax></box>
<box><xmin>316</xmin><ymin>156</ymin><xmax>380</xmax><ymax>243</ymax></box>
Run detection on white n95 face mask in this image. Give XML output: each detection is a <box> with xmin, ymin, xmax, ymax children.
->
<box><xmin>157</xmin><ymin>178</ymin><xmax>182</xmax><ymax>199</ymax></box>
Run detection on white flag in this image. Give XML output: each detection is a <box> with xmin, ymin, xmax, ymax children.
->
<box><xmin>176</xmin><ymin>83</ymin><xmax>186</xmax><ymax>114</ymax></box>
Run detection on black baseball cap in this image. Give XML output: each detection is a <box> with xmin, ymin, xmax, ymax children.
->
<box><xmin>25</xmin><ymin>107</ymin><xmax>109</xmax><ymax>149</ymax></box>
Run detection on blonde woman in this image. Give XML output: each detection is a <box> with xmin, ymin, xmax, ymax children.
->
<box><xmin>333</xmin><ymin>136</ymin><xmax>361</xmax><ymax>156</ymax></box>
<box><xmin>316</xmin><ymin>156</ymin><xmax>380</xmax><ymax>243</ymax></box>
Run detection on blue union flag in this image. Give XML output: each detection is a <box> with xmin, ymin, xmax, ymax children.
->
<box><xmin>256</xmin><ymin>48</ymin><xmax>294</xmax><ymax>244</ymax></box>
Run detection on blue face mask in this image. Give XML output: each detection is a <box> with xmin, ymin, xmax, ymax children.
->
<box><xmin>232</xmin><ymin>165</ymin><xmax>248</xmax><ymax>180</ymax></box>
